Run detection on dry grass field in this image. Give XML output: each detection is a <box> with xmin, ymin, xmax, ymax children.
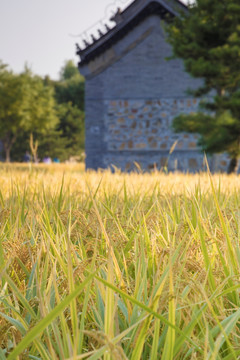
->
<box><xmin>1</xmin><ymin>163</ymin><xmax>240</xmax><ymax>359</ymax></box>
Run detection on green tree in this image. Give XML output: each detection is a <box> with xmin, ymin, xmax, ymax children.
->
<box><xmin>37</xmin><ymin>128</ymin><xmax>69</xmax><ymax>161</ymax></box>
<box><xmin>23</xmin><ymin>70</ymin><xmax>58</xmax><ymax>136</ymax></box>
<box><xmin>52</xmin><ymin>60</ymin><xmax>85</xmax><ymax>157</ymax></box>
<box><xmin>0</xmin><ymin>62</ymin><xmax>27</xmax><ymax>162</ymax></box>
<box><xmin>59</xmin><ymin>59</ymin><xmax>82</xmax><ymax>80</ymax></box>
<box><xmin>57</xmin><ymin>102</ymin><xmax>85</xmax><ymax>153</ymax></box>
<box><xmin>0</xmin><ymin>63</ymin><xmax>58</xmax><ymax>162</ymax></box>
<box><xmin>1</xmin><ymin>60</ymin><xmax>85</xmax><ymax>163</ymax></box>
<box><xmin>166</xmin><ymin>0</ymin><xmax>240</xmax><ymax>173</ymax></box>
<box><xmin>54</xmin><ymin>60</ymin><xmax>85</xmax><ymax>110</ymax></box>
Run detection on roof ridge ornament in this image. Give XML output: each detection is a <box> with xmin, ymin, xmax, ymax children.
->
<box><xmin>76</xmin><ymin>43</ymin><xmax>82</xmax><ymax>54</ymax></box>
<box><xmin>83</xmin><ymin>39</ymin><xmax>90</xmax><ymax>47</ymax></box>
<box><xmin>73</xmin><ymin>1</ymin><xmax>137</xmax><ymax>53</ymax></box>
<box><xmin>91</xmin><ymin>34</ymin><xmax>97</xmax><ymax>43</ymax></box>
<box><xmin>105</xmin><ymin>23</ymin><xmax>111</xmax><ymax>32</ymax></box>
<box><xmin>76</xmin><ymin>0</ymin><xmax>187</xmax><ymax>60</ymax></box>
<box><xmin>98</xmin><ymin>29</ymin><xmax>104</xmax><ymax>37</ymax></box>
<box><xmin>110</xmin><ymin>7</ymin><xmax>123</xmax><ymax>24</ymax></box>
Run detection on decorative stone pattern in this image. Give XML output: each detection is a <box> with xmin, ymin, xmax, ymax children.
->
<box><xmin>105</xmin><ymin>98</ymin><xmax>200</xmax><ymax>152</ymax></box>
<box><xmin>101</xmin><ymin>98</ymin><xmax>211</xmax><ymax>173</ymax></box>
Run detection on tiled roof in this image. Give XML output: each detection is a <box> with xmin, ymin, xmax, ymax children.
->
<box><xmin>76</xmin><ymin>0</ymin><xmax>187</xmax><ymax>66</ymax></box>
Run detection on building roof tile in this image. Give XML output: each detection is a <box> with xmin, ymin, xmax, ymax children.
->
<box><xmin>76</xmin><ymin>0</ymin><xmax>187</xmax><ymax>66</ymax></box>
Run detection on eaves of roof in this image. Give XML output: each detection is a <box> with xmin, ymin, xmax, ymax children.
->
<box><xmin>77</xmin><ymin>0</ymin><xmax>187</xmax><ymax>66</ymax></box>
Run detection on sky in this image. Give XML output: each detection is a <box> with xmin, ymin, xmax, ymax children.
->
<box><xmin>0</xmin><ymin>0</ymin><xmax>188</xmax><ymax>80</ymax></box>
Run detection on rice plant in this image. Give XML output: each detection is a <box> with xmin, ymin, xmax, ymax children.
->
<box><xmin>0</xmin><ymin>164</ymin><xmax>240</xmax><ymax>359</ymax></box>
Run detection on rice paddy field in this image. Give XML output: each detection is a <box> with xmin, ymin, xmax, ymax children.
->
<box><xmin>1</xmin><ymin>163</ymin><xmax>240</xmax><ymax>359</ymax></box>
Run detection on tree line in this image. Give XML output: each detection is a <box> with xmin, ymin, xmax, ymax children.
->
<box><xmin>0</xmin><ymin>60</ymin><xmax>84</xmax><ymax>162</ymax></box>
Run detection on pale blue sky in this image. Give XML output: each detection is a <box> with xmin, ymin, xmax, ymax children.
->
<box><xmin>0</xmin><ymin>0</ymin><xmax>188</xmax><ymax>80</ymax></box>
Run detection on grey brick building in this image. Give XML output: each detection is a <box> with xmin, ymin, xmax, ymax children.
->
<box><xmin>76</xmin><ymin>0</ymin><xmax>228</xmax><ymax>172</ymax></box>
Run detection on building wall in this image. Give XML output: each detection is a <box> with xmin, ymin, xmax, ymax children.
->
<box><xmin>104</xmin><ymin>98</ymin><xmax>203</xmax><ymax>171</ymax></box>
<box><xmin>84</xmin><ymin>15</ymin><xmax>227</xmax><ymax>172</ymax></box>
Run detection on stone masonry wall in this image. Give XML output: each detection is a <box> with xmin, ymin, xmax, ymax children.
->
<box><xmin>105</xmin><ymin>98</ymin><xmax>199</xmax><ymax>151</ymax></box>
<box><xmin>103</xmin><ymin>98</ymin><xmax>205</xmax><ymax>172</ymax></box>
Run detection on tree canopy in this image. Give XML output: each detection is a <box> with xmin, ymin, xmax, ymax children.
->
<box><xmin>55</xmin><ymin>60</ymin><xmax>85</xmax><ymax>110</ymax></box>
<box><xmin>166</xmin><ymin>0</ymin><xmax>240</xmax><ymax>173</ymax></box>
<box><xmin>0</xmin><ymin>60</ymin><xmax>85</xmax><ymax>163</ymax></box>
<box><xmin>0</xmin><ymin>63</ymin><xmax>57</xmax><ymax>162</ymax></box>
<box><xmin>53</xmin><ymin>60</ymin><xmax>85</xmax><ymax>160</ymax></box>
